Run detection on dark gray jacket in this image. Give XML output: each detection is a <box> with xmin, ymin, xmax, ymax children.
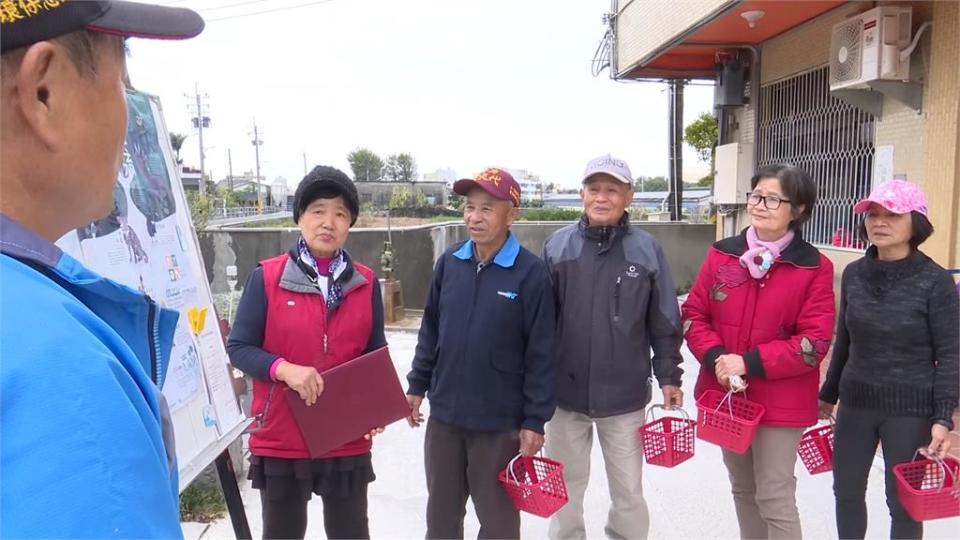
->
<box><xmin>543</xmin><ymin>215</ymin><xmax>683</xmax><ymax>417</ymax></box>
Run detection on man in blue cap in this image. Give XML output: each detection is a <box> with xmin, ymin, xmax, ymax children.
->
<box><xmin>1</xmin><ymin>2</ymin><xmax>204</xmax><ymax>537</ymax></box>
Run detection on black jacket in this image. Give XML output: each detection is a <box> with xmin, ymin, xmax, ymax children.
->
<box><xmin>407</xmin><ymin>234</ymin><xmax>557</xmax><ymax>433</ymax></box>
<box><xmin>543</xmin><ymin>216</ymin><xmax>683</xmax><ymax>418</ymax></box>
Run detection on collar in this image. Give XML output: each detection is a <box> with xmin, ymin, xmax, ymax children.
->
<box><xmin>453</xmin><ymin>231</ymin><xmax>520</xmax><ymax>268</ymax></box>
<box><xmin>862</xmin><ymin>245</ymin><xmax>926</xmax><ymax>276</ymax></box>
<box><xmin>297</xmin><ymin>236</ymin><xmax>343</xmax><ymax>277</ymax></box>
<box><xmin>287</xmin><ymin>243</ymin><xmax>352</xmax><ymax>283</ymax></box>
<box><xmin>714</xmin><ymin>227</ymin><xmax>821</xmax><ymax>268</ymax></box>
<box><xmin>577</xmin><ymin>213</ymin><xmax>630</xmax><ymax>254</ymax></box>
<box><xmin>0</xmin><ymin>213</ymin><xmax>63</xmax><ymax>268</ymax></box>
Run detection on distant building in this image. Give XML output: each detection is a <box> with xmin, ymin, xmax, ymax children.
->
<box><xmin>422</xmin><ymin>168</ymin><xmax>457</xmax><ymax>187</ymax></box>
<box><xmin>216</xmin><ymin>172</ymin><xmax>271</xmax><ymax>207</ymax></box>
<box><xmin>271</xmin><ymin>177</ymin><xmax>289</xmax><ymax>209</ymax></box>
<box><xmin>356</xmin><ymin>181</ymin><xmax>449</xmax><ymax>208</ymax></box>
<box><xmin>180</xmin><ymin>166</ymin><xmax>202</xmax><ymax>193</ymax></box>
<box><xmin>508</xmin><ymin>169</ymin><xmax>543</xmax><ymax>202</ymax></box>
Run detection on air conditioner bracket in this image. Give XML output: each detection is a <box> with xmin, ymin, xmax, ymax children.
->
<box><xmin>831</xmin><ymin>80</ymin><xmax>923</xmax><ymax>118</ymax></box>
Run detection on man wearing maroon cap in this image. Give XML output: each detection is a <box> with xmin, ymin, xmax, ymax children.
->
<box><xmin>407</xmin><ymin>168</ymin><xmax>557</xmax><ymax>539</ymax></box>
<box><xmin>1</xmin><ymin>2</ymin><xmax>203</xmax><ymax>537</ymax></box>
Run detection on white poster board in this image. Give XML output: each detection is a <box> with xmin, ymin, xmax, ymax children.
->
<box><xmin>56</xmin><ymin>91</ymin><xmax>247</xmax><ymax>491</ymax></box>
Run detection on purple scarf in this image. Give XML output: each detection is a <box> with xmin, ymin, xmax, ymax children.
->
<box><xmin>739</xmin><ymin>226</ymin><xmax>794</xmax><ymax>279</ymax></box>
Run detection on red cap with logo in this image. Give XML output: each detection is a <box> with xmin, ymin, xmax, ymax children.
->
<box><xmin>453</xmin><ymin>168</ymin><xmax>521</xmax><ymax>207</ymax></box>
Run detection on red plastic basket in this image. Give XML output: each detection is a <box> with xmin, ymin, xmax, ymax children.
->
<box><xmin>639</xmin><ymin>405</ymin><xmax>696</xmax><ymax>467</ymax></box>
<box><xmin>695</xmin><ymin>389</ymin><xmax>765</xmax><ymax>454</ymax></box>
<box><xmin>797</xmin><ymin>421</ymin><xmax>834</xmax><ymax>475</ymax></box>
<box><xmin>893</xmin><ymin>455</ymin><xmax>960</xmax><ymax>521</ymax></box>
<box><xmin>498</xmin><ymin>454</ymin><xmax>569</xmax><ymax>517</ymax></box>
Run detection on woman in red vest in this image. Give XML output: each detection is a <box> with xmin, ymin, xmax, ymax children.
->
<box><xmin>228</xmin><ymin>166</ymin><xmax>386</xmax><ymax>540</ymax></box>
<box><xmin>682</xmin><ymin>164</ymin><xmax>836</xmax><ymax>539</ymax></box>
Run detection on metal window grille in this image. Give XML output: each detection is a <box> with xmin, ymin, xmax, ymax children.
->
<box><xmin>757</xmin><ymin>66</ymin><xmax>875</xmax><ymax>248</ymax></box>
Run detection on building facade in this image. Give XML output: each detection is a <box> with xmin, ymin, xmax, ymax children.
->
<box><xmin>609</xmin><ymin>0</ymin><xmax>959</xmax><ymax>280</ymax></box>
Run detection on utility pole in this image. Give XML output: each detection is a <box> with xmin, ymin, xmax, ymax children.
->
<box><xmin>250</xmin><ymin>120</ymin><xmax>264</xmax><ymax>212</ymax></box>
<box><xmin>303</xmin><ymin>152</ymin><xmax>308</xmax><ymax>175</ymax></box>
<box><xmin>227</xmin><ymin>148</ymin><xmax>234</xmax><ymax>191</ymax></box>
<box><xmin>667</xmin><ymin>79</ymin><xmax>686</xmax><ymax>221</ymax></box>
<box><xmin>187</xmin><ymin>83</ymin><xmax>211</xmax><ymax>198</ymax></box>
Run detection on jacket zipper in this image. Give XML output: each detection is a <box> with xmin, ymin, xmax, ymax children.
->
<box><xmin>145</xmin><ymin>295</ymin><xmax>162</xmax><ymax>385</ymax></box>
<box><xmin>614</xmin><ymin>276</ymin><xmax>622</xmax><ymax>322</ymax></box>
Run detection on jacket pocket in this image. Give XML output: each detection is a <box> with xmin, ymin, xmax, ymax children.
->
<box><xmin>488</xmin><ymin>350</ymin><xmax>524</xmax><ymax>409</ymax></box>
<box><xmin>490</xmin><ymin>350</ymin><xmax>524</xmax><ymax>375</ymax></box>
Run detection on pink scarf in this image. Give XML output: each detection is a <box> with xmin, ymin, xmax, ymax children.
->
<box><xmin>739</xmin><ymin>226</ymin><xmax>794</xmax><ymax>279</ymax></box>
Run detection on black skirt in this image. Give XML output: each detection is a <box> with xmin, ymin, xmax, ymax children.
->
<box><xmin>248</xmin><ymin>452</ymin><xmax>375</xmax><ymax>501</ymax></box>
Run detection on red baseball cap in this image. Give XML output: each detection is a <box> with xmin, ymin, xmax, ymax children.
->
<box><xmin>453</xmin><ymin>168</ymin><xmax>521</xmax><ymax>207</ymax></box>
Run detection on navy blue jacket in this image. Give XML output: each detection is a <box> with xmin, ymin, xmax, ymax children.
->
<box><xmin>407</xmin><ymin>233</ymin><xmax>557</xmax><ymax>434</ymax></box>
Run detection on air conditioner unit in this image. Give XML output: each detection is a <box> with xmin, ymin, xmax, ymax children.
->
<box><xmin>830</xmin><ymin>6</ymin><xmax>912</xmax><ymax>91</ymax></box>
<box><xmin>714</xmin><ymin>142</ymin><xmax>753</xmax><ymax>205</ymax></box>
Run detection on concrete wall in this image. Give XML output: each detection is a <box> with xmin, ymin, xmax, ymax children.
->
<box><xmin>199</xmin><ymin>222</ymin><xmax>715</xmax><ymax>310</ymax></box>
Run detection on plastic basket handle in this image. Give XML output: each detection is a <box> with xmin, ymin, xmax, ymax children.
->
<box><xmin>713</xmin><ymin>389</ymin><xmax>737</xmax><ymax>418</ymax></box>
<box><xmin>910</xmin><ymin>449</ymin><xmax>959</xmax><ymax>493</ymax></box>
<box><xmin>646</xmin><ymin>404</ymin><xmax>691</xmax><ymax>424</ymax></box>
<box><xmin>505</xmin><ymin>452</ymin><xmax>543</xmax><ymax>485</ymax></box>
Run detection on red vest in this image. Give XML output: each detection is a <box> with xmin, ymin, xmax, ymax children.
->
<box><xmin>249</xmin><ymin>254</ymin><xmax>375</xmax><ymax>459</ymax></box>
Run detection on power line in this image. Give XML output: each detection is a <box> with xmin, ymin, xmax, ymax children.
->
<box><xmin>206</xmin><ymin>0</ymin><xmax>337</xmax><ymax>22</ymax></box>
<box><xmin>197</xmin><ymin>0</ymin><xmax>271</xmax><ymax>13</ymax></box>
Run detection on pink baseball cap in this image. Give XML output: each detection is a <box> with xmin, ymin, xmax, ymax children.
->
<box><xmin>453</xmin><ymin>168</ymin><xmax>521</xmax><ymax>207</ymax></box>
<box><xmin>853</xmin><ymin>179</ymin><xmax>928</xmax><ymax>217</ymax></box>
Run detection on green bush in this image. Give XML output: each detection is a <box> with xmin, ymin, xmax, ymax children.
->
<box><xmin>179</xmin><ymin>483</ymin><xmax>226</xmax><ymax>523</ymax></box>
<box><xmin>520</xmin><ymin>207</ymin><xmax>582</xmax><ymax>222</ymax></box>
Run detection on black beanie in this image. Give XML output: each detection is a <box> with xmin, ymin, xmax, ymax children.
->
<box><xmin>293</xmin><ymin>166</ymin><xmax>360</xmax><ymax>226</ymax></box>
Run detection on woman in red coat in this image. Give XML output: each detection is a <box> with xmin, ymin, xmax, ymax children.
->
<box><xmin>228</xmin><ymin>166</ymin><xmax>387</xmax><ymax>540</ymax></box>
<box><xmin>682</xmin><ymin>164</ymin><xmax>835</xmax><ymax>539</ymax></box>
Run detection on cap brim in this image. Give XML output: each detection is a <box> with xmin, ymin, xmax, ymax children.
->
<box><xmin>583</xmin><ymin>171</ymin><xmax>632</xmax><ymax>185</ymax></box>
<box><xmin>852</xmin><ymin>199</ymin><xmax>872</xmax><ymax>214</ymax></box>
<box><xmin>86</xmin><ymin>1</ymin><xmax>204</xmax><ymax>40</ymax></box>
<box><xmin>452</xmin><ymin>179</ymin><xmax>480</xmax><ymax>197</ymax></box>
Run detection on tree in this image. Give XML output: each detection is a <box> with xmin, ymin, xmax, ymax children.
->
<box><xmin>185</xmin><ymin>191</ymin><xmax>213</xmax><ymax>230</ymax></box>
<box><xmin>389</xmin><ymin>185</ymin><xmax>412</xmax><ymax>208</ymax></box>
<box><xmin>169</xmin><ymin>132</ymin><xmax>187</xmax><ymax>165</ymax></box>
<box><xmin>412</xmin><ymin>188</ymin><xmax>427</xmax><ymax>208</ymax></box>
<box><xmin>218</xmin><ymin>187</ymin><xmax>242</xmax><ymax>208</ymax></box>
<box><xmin>634</xmin><ymin>176</ymin><xmax>668</xmax><ymax>192</ymax></box>
<box><xmin>347</xmin><ymin>148</ymin><xmax>384</xmax><ymax>182</ymax></box>
<box><xmin>684</xmin><ymin>112</ymin><xmax>719</xmax><ymax>187</ymax></box>
<box><xmin>383</xmin><ymin>153</ymin><xmax>418</xmax><ymax>183</ymax></box>
<box><xmin>389</xmin><ymin>185</ymin><xmax>428</xmax><ymax>208</ymax></box>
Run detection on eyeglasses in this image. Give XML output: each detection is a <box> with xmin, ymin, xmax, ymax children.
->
<box><xmin>747</xmin><ymin>193</ymin><xmax>792</xmax><ymax>210</ymax></box>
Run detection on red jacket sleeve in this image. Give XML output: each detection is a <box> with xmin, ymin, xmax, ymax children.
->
<box><xmin>681</xmin><ymin>249</ymin><xmax>728</xmax><ymax>371</ymax></box>
<box><xmin>744</xmin><ymin>256</ymin><xmax>836</xmax><ymax>380</ymax></box>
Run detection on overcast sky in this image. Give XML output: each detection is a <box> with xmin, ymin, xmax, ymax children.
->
<box><xmin>131</xmin><ymin>0</ymin><xmax>714</xmax><ymax>189</ymax></box>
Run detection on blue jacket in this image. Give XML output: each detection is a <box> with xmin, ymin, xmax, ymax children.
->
<box><xmin>407</xmin><ymin>233</ymin><xmax>557</xmax><ymax>433</ymax></box>
<box><xmin>0</xmin><ymin>215</ymin><xmax>182</xmax><ymax>538</ymax></box>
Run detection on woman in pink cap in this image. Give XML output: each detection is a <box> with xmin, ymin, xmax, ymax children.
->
<box><xmin>819</xmin><ymin>179</ymin><xmax>959</xmax><ymax>539</ymax></box>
